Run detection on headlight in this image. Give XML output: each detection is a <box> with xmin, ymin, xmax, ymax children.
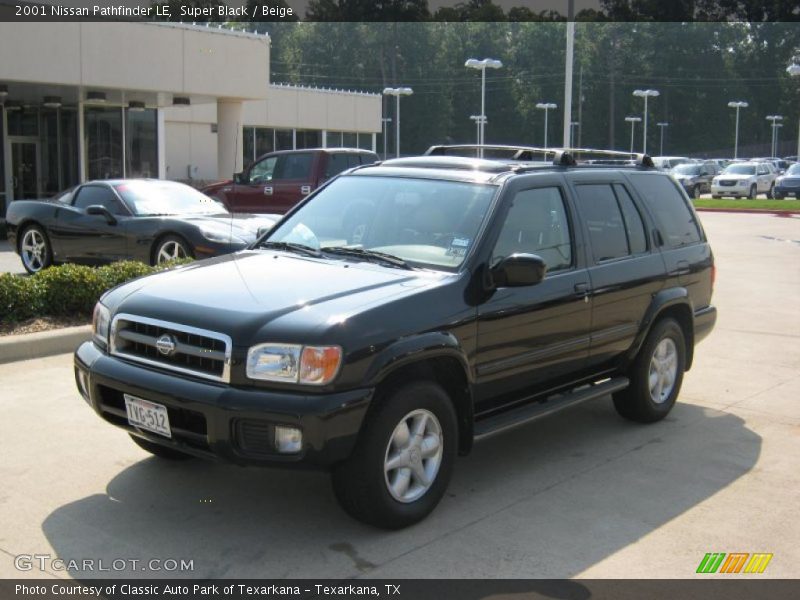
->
<box><xmin>199</xmin><ymin>224</ymin><xmax>244</xmax><ymax>244</ymax></box>
<box><xmin>246</xmin><ymin>343</ymin><xmax>342</xmax><ymax>385</ymax></box>
<box><xmin>92</xmin><ymin>302</ymin><xmax>111</xmax><ymax>349</ymax></box>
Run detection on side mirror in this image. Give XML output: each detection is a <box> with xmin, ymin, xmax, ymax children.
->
<box><xmin>233</xmin><ymin>171</ymin><xmax>246</xmax><ymax>184</ymax></box>
<box><xmin>86</xmin><ymin>205</ymin><xmax>117</xmax><ymax>225</ymax></box>
<box><xmin>491</xmin><ymin>253</ymin><xmax>547</xmax><ymax>288</ymax></box>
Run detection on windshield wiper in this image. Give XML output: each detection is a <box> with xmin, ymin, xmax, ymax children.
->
<box><xmin>322</xmin><ymin>246</ymin><xmax>412</xmax><ymax>269</ymax></box>
<box><xmin>257</xmin><ymin>240</ymin><xmax>322</xmax><ymax>257</ymax></box>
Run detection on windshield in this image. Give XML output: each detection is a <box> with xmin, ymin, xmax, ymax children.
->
<box><xmin>785</xmin><ymin>164</ymin><xmax>800</xmax><ymax>176</ymax></box>
<box><xmin>723</xmin><ymin>164</ymin><xmax>756</xmax><ymax>175</ymax></box>
<box><xmin>673</xmin><ymin>165</ymin><xmax>701</xmax><ymax>175</ymax></box>
<box><xmin>264</xmin><ymin>175</ymin><xmax>498</xmax><ymax>271</ymax></box>
<box><xmin>114</xmin><ymin>181</ymin><xmax>226</xmax><ymax>215</ymax></box>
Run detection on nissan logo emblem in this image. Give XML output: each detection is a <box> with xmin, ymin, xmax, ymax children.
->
<box><xmin>156</xmin><ymin>334</ymin><xmax>177</xmax><ymax>356</ymax></box>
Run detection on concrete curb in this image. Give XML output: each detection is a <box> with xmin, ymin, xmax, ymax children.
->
<box><xmin>0</xmin><ymin>325</ymin><xmax>91</xmax><ymax>364</ymax></box>
<box><xmin>695</xmin><ymin>207</ymin><xmax>800</xmax><ymax>215</ymax></box>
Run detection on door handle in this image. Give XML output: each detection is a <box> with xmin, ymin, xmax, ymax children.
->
<box><xmin>263</xmin><ymin>186</ymin><xmax>273</xmax><ymax>195</ymax></box>
<box><xmin>301</xmin><ymin>185</ymin><xmax>311</xmax><ymax>195</ymax></box>
<box><xmin>675</xmin><ymin>260</ymin><xmax>691</xmax><ymax>276</ymax></box>
<box><xmin>574</xmin><ymin>282</ymin><xmax>590</xmax><ymax>302</ymax></box>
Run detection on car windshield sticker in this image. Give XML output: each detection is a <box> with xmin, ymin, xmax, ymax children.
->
<box><xmin>446</xmin><ymin>237</ymin><xmax>470</xmax><ymax>257</ymax></box>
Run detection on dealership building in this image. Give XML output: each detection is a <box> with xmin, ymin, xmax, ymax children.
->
<box><xmin>0</xmin><ymin>21</ymin><xmax>382</xmax><ymax>218</ymax></box>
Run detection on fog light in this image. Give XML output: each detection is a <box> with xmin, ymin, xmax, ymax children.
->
<box><xmin>75</xmin><ymin>368</ymin><xmax>90</xmax><ymax>402</ymax></box>
<box><xmin>274</xmin><ymin>426</ymin><xmax>302</xmax><ymax>454</ymax></box>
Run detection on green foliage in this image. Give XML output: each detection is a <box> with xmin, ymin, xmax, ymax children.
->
<box><xmin>0</xmin><ymin>260</ymin><xmax>193</xmax><ymax>326</ymax></box>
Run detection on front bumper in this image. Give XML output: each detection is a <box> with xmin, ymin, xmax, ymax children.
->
<box><xmin>74</xmin><ymin>341</ymin><xmax>373</xmax><ymax>468</ymax></box>
<box><xmin>774</xmin><ymin>185</ymin><xmax>799</xmax><ymax>198</ymax></box>
<box><xmin>710</xmin><ymin>183</ymin><xmax>750</xmax><ymax>197</ymax></box>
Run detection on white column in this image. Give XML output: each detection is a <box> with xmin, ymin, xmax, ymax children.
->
<box><xmin>78</xmin><ymin>101</ymin><xmax>87</xmax><ymax>182</ymax></box>
<box><xmin>217</xmin><ymin>100</ymin><xmax>243</xmax><ymax>179</ymax></box>
<box><xmin>371</xmin><ymin>132</ymin><xmax>376</xmax><ymax>153</ymax></box>
<box><xmin>321</xmin><ymin>130</ymin><xmax>327</xmax><ymax>148</ymax></box>
<box><xmin>156</xmin><ymin>108</ymin><xmax>166</xmax><ymax>179</ymax></box>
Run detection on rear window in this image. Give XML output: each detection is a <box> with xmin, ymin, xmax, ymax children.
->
<box><xmin>628</xmin><ymin>174</ymin><xmax>702</xmax><ymax>248</ymax></box>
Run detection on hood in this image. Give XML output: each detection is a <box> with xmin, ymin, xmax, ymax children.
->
<box><xmin>106</xmin><ymin>250</ymin><xmax>443</xmax><ymax>345</ymax></box>
<box><xmin>183</xmin><ymin>213</ymin><xmax>280</xmax><ymax>242</ymax></box>
<box><xmin>201</xmin><ymin>179</ymin><xmax>234</xmax><ymax>193</ymax></box>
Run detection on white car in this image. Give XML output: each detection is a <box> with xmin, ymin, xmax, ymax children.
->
<box><xmin>652</xmin><ymin>156</ymin><xmax>692</xmax><ymax>171</ymax></box>
<box><xmin>711</xmin><ymin>162</ymin><xmax>777</xmax><ymax>199</ymax></box>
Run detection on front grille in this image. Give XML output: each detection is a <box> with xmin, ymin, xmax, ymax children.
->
<box><xmin>780</xmin><ymin>178</ymin><xmax>800</xmax><ymax>188</ymax></box>
<box><xmin>111</xmin><ymin>314</ymin><xmax>232</xmax><ymax>382</ymax></box>
<box><xmin>97</xmin><ymin>385</ymin><xmax>210</xmax><ymax>451</ymax></box>
<box><xmin>719</xmin><ymin>180</ymin><xmax>738</xmax><ymax>186</ymax></box>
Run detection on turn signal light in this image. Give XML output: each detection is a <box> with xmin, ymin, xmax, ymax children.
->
<box><xmin>299</xmin><ymin>346</ymin><xmax>342</xmax><ymax>385</ymax></box>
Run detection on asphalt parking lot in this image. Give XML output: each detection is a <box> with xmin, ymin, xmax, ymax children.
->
<box><xmin>0</xmin><ymin>212</ymin><xmax>798</xmax><ymax>580</ymax></box>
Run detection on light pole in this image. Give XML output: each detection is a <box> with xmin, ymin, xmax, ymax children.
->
<box><xmin>382</xmin><ymin>87</ymin><xmax>413</xmax><ymax>158</ymax></box>
<box><xmin>633</xmin><ymin>89</ymin><xmax>660</xmax><ymax>155</ymax></box>
<box><xmin>381</xmin><ymin>117</ymin><xmax>392</xmax><ymax>160</ymax></box>
<box><xmin>657</xmin><ymin>122</ymin><xmax>668</xmax><ymax>155</ymax></box>
<box><xmin>570</xmin><ymin>121</ymin><xmax>579</xmax><ymax>148</ymax></box>
<box><xmin>788</xmin><ymin>63</ymin><xmax>800</xmax><ymax>159</ymax></box>
<box><xmin>625</xmin><ymin>116</ymin><xmax>641</xmax><ymax>153</ymax></box>
<box><xmin>766</xmin><ymin>115</ymin><xmax>784</xmax><ymax>157</ymax></box>
<box><xmin>728</xmin><ymin>101</ymin><xmax>748</xmax><ymax>159</ymax></box>
<box><xmin>470</xmin><ymin>115</ymin><xmax>486</xmax><ymax>146</ymax></box>
<box><xmin>465</xmin><ymin>57</ymin><xmax>503</xmax><ymax>157</ymax></box>
<box><xmin>536</xmin><ymin>102</ymin><xmax>557</xmax><ymax>151</ymax></box>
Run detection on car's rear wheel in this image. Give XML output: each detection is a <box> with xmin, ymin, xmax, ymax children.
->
<box><xmin>766</xmin><ymin>183</ymin><xmax>775</xmax><ymax>199</ymax></box>
<box><xmin>19</xmin><ymin>225</ymin><xmax>53</xmax><ymax>274</ymax></box>
<box><xmin>153</xmin><ymin>235</ymin><xmax>193</xmax><ymax>266</ymax></box>
<box><xmin>331</xmin><ymin>380</ymin><xmax>457</xmax><ymax>529</ymax></box>
<box><xmin>129</xmin><ymin>434</ymin><xmax>193</xmax><ymax>460</ymax></box>
<box><xmin>613</xmin><ymin>318</ymin><xmax>686</xmax><ymax>423</ymax></box>
<box><xmin>748</xmin><ymin>184</ymin><xmax>757</xmax><ymax>199</ymax></box>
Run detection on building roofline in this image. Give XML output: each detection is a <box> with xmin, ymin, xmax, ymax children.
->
<box><xmin>146</xmin><ymin>21</ymin><xmax>270</xmax><ymax>42</ymax></box>
<box><xmin>269</xmin><ymin>82</ymin><xmax>381</xmax><ymax>98</ymax></box>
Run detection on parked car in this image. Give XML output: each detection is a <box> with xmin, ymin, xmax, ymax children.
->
<box><xmin>710</xmin><ymin>161</ymin><xmax>777</xmax><ymax>199</ymax></box>
<box><xmin>203</xmin><ymin>148</ymin><xmax>379</xmax><ymax>214</ymax></box>
<box><xmin>652</xmin><ymin>156</ymin><xmax>691</xmax><ymax>171</ymax></box>
<box><xmin>6</xmin><ymin>179</ymin><xmax>279</xmax><ymax>274</ymax></box>
<box><xmin>76</xmin><ymin>150</ymin><xmax>716</xmax><ymax>529</ymax></box>
<box><xmin>670</xmin><ymin>162</ymin><xmax>718</xmax><ymax>198</ymax></box>
<box><xmin>774</xmin><ymin>162</ymin><xmax>800</xmax><ymax>198</ymax></box>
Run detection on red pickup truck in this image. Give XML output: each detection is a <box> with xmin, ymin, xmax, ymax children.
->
<box><xmin>203</xmin><ymin>148</ymin><xmax>379</xmax><ymax>214</ymax></box>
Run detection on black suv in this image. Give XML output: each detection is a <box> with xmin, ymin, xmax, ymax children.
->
<box><xmin>75</xmin><ymin>149</ymin><xmax>716</xmax><ymax>529</ymax></box>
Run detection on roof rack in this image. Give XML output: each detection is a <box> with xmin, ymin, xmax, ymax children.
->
<box><xmin>424</xmin><ymin>144</ymin><xmax>654</xmax><ymax>169</ymax></box>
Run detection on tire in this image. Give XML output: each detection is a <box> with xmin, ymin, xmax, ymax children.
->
<box><xmin>774</xmin><ymin>192</ymin><xmax>784</xmax><ymax>200</ymax></box>
<box><xmin>613</xmin><ymin>318</ymin><xmax>686</xmax><ymax>424</ymax></box>
<box><xmin>129</xmin><ymin>434</ymin><xmax>193</xmax><ymax>460</ymax></box>
<box><xmin>711</xmin><ymin>195</ymin><xmax>720</xmax><ymax>200</ymax></box>
<box><xmin>19</xmin><ymin>224</ymin><xmax>53</xmax><ymax>274</ymax></box>
<box><xmin>332</xmin><ymin>380</ymin><xmax>457</xmax><ymax>529</ymax></box>
<box><xmin>748</xmin><ymin>184</ymin><xmax>757</xmax><ymax>199</ymax></box>
<box><xmin>766</xmin><ymin>184</ymin><xmax>775</xmax><ymax>200</ymax></box>
<box><xmin>153</xmin><ymin>234</ymin><xmax>193</xmax><ymax>266</ymax></box>
<box><xmin>691</xmin><ymin>185</ymin><xmax>701</xmax><ymax>200</ymax></box>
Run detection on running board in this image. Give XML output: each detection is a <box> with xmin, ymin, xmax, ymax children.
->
<box><xmin>474</xmin><ymin>377</ymin><xmax>629</xmax><ymax>441</ymax></box>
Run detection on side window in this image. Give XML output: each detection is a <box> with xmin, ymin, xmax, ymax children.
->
<box><xmin>492</xmin><ymin>187</ymin><xmax>573</xmax><ymax>273</ymax></box>
<box><xmin>346</xmin><ymin>154</ymin><xmax>361</xmax><ymax>169</ymax></box>
<box><xmin>574</xmin><ymin>184</ymin><xmax>629</xmax><ymax>262</ymax></box>
<box><xmin>274</xmin><ymin>153</ymin><xmax>314</xmax><ymax>181</ymax></box>
<box><xmin>628</xmin><ymin>174</ymin><xmax>702</xmax><ymax>248</ymax></box>
<box><xmin>613</xmin><ymin>184</ymin><xmax>648</xmax><ymax>255</ymax></box>
<box><xmin>73</xmin><ymin>185</ymin><xmax>127</xmax><ymax>215</ymax></box>
<box><xmin>324</xmin><ymin>154</ymin><xmax>349</xmax><ymax>179</ymax></box>
<box><xmin>248</xmin><ymin>156</ymin><xmax>277</xmax><ymax>184</ymax></box>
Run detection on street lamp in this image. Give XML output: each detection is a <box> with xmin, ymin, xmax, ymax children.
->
<box><xmin>632</xmin><ymin>89</ymin><xmax>660</xmax><ymax>155</ymax></box>
<box><xmin>382</xmin><ymin>87</ymin><xmax>413</xmax><ymax>158</ymax></box>
<box><xmin>788</xmin><ymin>63</ymin><xmax>800</xmax><ymax>159</ymax></box>
<box><xmin>766</xmin><ymin>115</ymin><xmax>784</xmax><ymax>157</ymax></box>
<box><xmin>727</xmin><ymin>101</ymin><xmax>748</xmax><ymax>159</ymax></box>
<box><xmin>625</xmin><ymin>116</ymin><xmax>641</xmax><ymax>153</ymax></box>
<box><xmin>535</xmin><ymin>102</ymin><xmax>557</xmax><ymax>151</ymax></box>
<box><xmin>465</xmin><ymin>57</ymin><xmax>503</xmax><ymax>157</ymax></box>
<box><xmin>657</xmin><ymin>122</ymin><xmax>669</xmax><ymax>155</ymax></box>
<box><xmin>470</xmin><ymin>115</ymin><xmax>486</xmax><ymax>146</ymax></box>
<box><xmin>381</xmin><ymin>117</ymin><xmax>392</xmax><ymax>160</ymax></box>
<box><xmin>569</xmin><ymin>121</ymin><xmax>579</xmax><ymax>148</ymax></box>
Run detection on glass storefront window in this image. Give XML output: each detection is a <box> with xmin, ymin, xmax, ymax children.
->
<box><xmin>41</xmin><ymin>109</ymin><xmax>60</xmax><ymax>195</ymax></box>
<box><xmin>275</xmin><ymin>129</ymin><xmax>293</xmax><ymax>151</ymax></box>
<box><xmin>0</xmin><ymin>107</ymin><xmax>5</xmax><ymax>216</ymax></box>
<box><xmin>326</xmin><ymin>131</ymin><xmax>342</xmax><ymax>148</ymax></box>
<box><xmin>243</xmin><ymin>127</ymin><xmax>255</xmax><ymax>166</ymax></box>
<box><xmin>342</xmin><ymin>132</ymin><xmax>357</xmax><ymax>148</ymax></box>
<box><xmin>126</xmin><ymin>108</ymin><xmax>157</xmax><ymax>178</ymax></box>
<box><xmin>7</xmin><ymin>108</ymin><xmax>38</xmax><ymax>137</ymax></box>
<box><xmin>60</xmin><ymin>109</ymin><xmax>79</xmax><ymax>189</ymax></box>
<box><xmin>357</xmin><ymin>132</ymin><xmax>373</xmax><ymax>151</ymax></box>
<box><xmin>256</xmin><ymin>127</ymin><xmax>274</xmax><ymax>157</ymax></box>
<box><xmin>85</xmin><ymin>107</ymin><xmax>123</xmax><ymax>180</ymax></box>
<box><xmin>295</xmin><ymin>129</ymin><xmax>321</xmax><ymax>149</ymax></box>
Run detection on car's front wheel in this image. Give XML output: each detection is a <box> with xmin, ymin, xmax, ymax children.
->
<box><xmin>691</xmin><ymin>185</ymin><xmax>701</xmax><ymax>200</ymax></box>
<box><xmin>613</xmin><ymin>318</ymin><xmax>686</xmax><ymax>423</ymax></box>
<box><xmin>129</xmin><ymin>434</ymin><xmax>193</xmax><ymax>460</ymax></box>
<box><xmin>332</xmin><ymin>381</ymin><xmax>457</xmax><ymax>529</ymax></box>
<box><xmin>153</xmin><ymin>234</ymin><xmax>193</xmax><ymax>266</ymax></box>
<box><xmin>748</xmin><ymin>184</ymin><xmax>757</xmax><ymax>199</ymax></box>
<box><xmin>766</xmin><ymin>183</ymin><xmax>775</xmax><ymax>199</ymax></box>
<box><xmin>19</xmin><ymin>225</ymin><xmax>53</xmax><ymax>274</ymax></box>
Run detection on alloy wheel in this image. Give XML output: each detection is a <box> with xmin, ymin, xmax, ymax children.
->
<box><xmin>383</xmin><ymin>409</ymin><xmax>443</xmax><ymax>503</ymax></box>
<box><xmin>21</xmin><ymin>229</ymin><xmax>47</xmax><ymax>273</ymax></box>
<box><xmin>157</xmin><ymin>240</ymin><xmax>188</xmax><ymax>264</ymax></box>
<box><xmin>648</xmin><ymin>338</ymin><xmax>678</xmax><ymax>404</ymax></box>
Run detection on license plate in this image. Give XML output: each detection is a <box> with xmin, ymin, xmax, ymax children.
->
<box><xmin>124</xmin><ymin>394</ymin><xmax>172</xmax><ymax>438</ymax></box>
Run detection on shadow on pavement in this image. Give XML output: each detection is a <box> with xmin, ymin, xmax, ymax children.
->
<box><xmin>42</xmin><ymin>399</ymin><xmax>760</xmax><ymax>579</ymax></box>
